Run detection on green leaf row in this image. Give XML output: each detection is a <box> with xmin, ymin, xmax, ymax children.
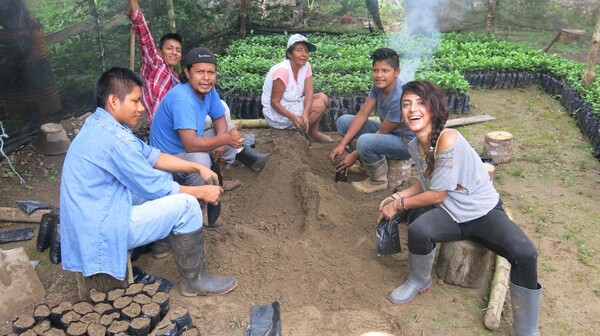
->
<box><xmin>217</xmin><ymin>32</ymin><xmax>600</xmax><ymax>116</ymax></box>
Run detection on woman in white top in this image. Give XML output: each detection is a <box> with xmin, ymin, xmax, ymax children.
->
<box><xmin>261</xmin><ymin>34</ymin><xmax>333</xmax><ymax>143</ymax></box>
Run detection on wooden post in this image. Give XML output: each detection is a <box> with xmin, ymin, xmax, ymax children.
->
<box><xmin>542</xmin><ymin>31</ymin><xmax>562</xmax><ymax>53</ymax></box>
<box><xmin>485</xmin><ymin>0</ymin><xmax>496</xmax><ymax>34</ymax></box>
<box><xmin>165</xmin><ymin>0</ymin><xmax>177</xmax><ymax>33</ymax></box>
<box><xmin>484</xmin><ymin>255</ymin><xmax>511</xmax><ymax>330</ymax></box>
<box><xmin>129</xmin><ymin>31</ymin><xmax>135</xmax><ymax>71</ymax></box>
<box><xmin>583</xmin><ymin>16</ymin><xmax>600</xmax><ymax>87</ymax></box>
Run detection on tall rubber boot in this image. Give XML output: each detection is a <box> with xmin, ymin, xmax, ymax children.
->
<box><xmin>510</xmin><ymin>282</ymin><xmax>543</xmax><ymax>336</ymax></box>
<box><xmin>151</xmin><ymin>236</ymin><xmax>171</xmax><ymax>259</ymax></box>
<box><xmin>389</xmin><ymin>249</ymin><xmax>436</xmax><ymax>304</ymax></box>
<box><xmin>236</xmin><ymin>145</ymin><xmax>270</xmax><ymax>172</ymax></box>
<box><xmin>352</xmin><ymin>157</ymin><xmax>388</xmax><ymax>193</ymax></box>
<box><xmin>171</xmin><ymin>227</ymin><xmax>237</xmax><ymax>296</ymax></box>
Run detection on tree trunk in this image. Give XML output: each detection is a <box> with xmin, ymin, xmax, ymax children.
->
<box><xmin>365</xmin><ymin>0</ymin><xmax>384</xmax><ymax>32</ymax></box>
<box><xmin>486</xmin><ymin>0</ymin><xmax>496</xmax><ymax>34</ymax></box>
<box><xmin>436</xmin><ymin>240</ymin><xmax>494</xmax><ymax>288</ymax></box>
<box><xmin>165</xmin><ymin>0</ymin><xmax>177</xmax><ymax>33</ymax></box>
<box><xmin>240</xmin><ymin>0</ymin><xmax>250</xmax><ymax>37</ymax></box>
<box><xmin>583</xmin><ymin>16</ymin><xmax>600</xmax><ymax>87</ymax></box>
<box><xmin>86</xmin><ymin>0</ymin><xmax>105</xmax><ymax>71</ymax></box>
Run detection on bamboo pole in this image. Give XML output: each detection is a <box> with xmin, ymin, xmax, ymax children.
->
<box><xmin>484</xmin><ymin>255</ymin><xmax>511</xmax><ymax>330</ymax></box>
<box><xmin>231</xmin><ymin>115</ymin><xmax>496</xmax><ymax>129</ymax></box>
<box><xmin>583</xmin><ymin>16</ymin><xmax>600</xmax><ymax>87</ymax></box>
<box><xmin>129</xmin><ymin>31</ymin><xmax>135</xmax><ymax>71</ymax></box>
<box><xmin>483</xmin><ymin>209</ymin><xmax>514</xmax><ymax>330</ymax></box>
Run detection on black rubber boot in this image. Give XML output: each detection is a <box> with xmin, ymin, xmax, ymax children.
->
<box><xmin>236</xmin><ymin>145</ymin><xmax>269</xmax><ymax>172</ymax></box>
<box><xmin>171</xmin><ymin>227</ymin><xmax>237</xmax><ymax>296</ymax></box>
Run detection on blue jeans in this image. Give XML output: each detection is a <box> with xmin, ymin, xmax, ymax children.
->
<box><xmin>128</xmin><ymin>193</ymin><xmax>203</xmax><ymax>249</ymax></box>
<box><xmin>336</xmin><ymin>114</ymin><xmax>412</xmax><ymax>164</ymax></box>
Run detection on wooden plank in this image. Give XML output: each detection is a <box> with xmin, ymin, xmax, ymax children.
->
<box><xmin>445</xmin><ymin>114</ymin><xmax>496</xmax><ymax>127</ymax></box>
<box><xmin>45</xmin><ymin>13</ymin><xmax>127</xmax><ymax>45</ymax></box>
<box><xmin>0</xmin><ymin>207</ymin><xmax>51</xmax><ymax>223</ymax></box>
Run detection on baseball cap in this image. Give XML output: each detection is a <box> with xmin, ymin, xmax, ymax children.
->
<box><xmin>286</xmin><ymin>34</ymin><xmax>316</xmax><ymax>52</ymax></box>
<box><xmin>184</xmin><ymin>47</ymin><xmax>217</xmax><ymax>66</ymax></box>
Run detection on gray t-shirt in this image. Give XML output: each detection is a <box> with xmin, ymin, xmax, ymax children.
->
<box><xmin>408</xmin><ymin>130</ymin><xmax>499</xmax><ymax>223</ymax></box>
<box><xmin>368</xmin><ymin>79</ymin><xmax>414</xmax><ymax>139</ymax></box>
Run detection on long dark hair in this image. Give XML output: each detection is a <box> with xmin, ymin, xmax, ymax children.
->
<box><xmin>401</xmin><ymin>80</ymin><xmax>449</xmax><ymax>178</ymax></box>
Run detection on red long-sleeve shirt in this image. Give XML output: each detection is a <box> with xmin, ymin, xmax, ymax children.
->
<box><xmin>127</xmin><ymin>7</ymin><xmax>179</xmax><ymax>123</ymax></box>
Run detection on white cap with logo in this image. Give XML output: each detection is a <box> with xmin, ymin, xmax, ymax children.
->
<box><xmin>286</xmin><ymin>34</ymin><xmax>316</xmax><ymax>52</ymax></box>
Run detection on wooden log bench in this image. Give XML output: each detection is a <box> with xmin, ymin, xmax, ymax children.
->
<box><xmin>75</xmin><ymin>252</ymin><xmax>134</xmax><ymax>301</ymax></box>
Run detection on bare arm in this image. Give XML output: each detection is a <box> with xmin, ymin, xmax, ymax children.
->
<box><xmin>128</xmin><ymin>0</ymin><xmax>139</xmax><ymax>11</ymax></box>
<box><xmin>270</xmin><ymin>79</ymin><xmax>302</xmax><ymax>127</ymax></box>
<box><xmin>377</xmin><ymin>119</ymin><xmax>400</xmax><ymax>134</ymax></box>
<box><xmin>178</xmin><ymin>129</ymin><xmax>241</xmax><ymax>153</ymax></box>
<box><xmin>329</xmin><ymin>97</ymin><xmax>376</xmax><ymax>162</ymax></box>
<box><xmin>154</xmin><ymin>153</ymin><xmax>218</xmax><ymax>185</ymax></box>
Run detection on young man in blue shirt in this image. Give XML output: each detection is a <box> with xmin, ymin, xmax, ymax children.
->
<box><xmin>60</xmin><ymin>67</ymin><xmax>237</xmax><ymax>296</ymax></box>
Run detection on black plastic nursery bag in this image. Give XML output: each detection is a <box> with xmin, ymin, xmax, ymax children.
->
<box><xmin>245</xmin><ymin>301</ymin><xmax>282</xmax><ymax>336</ymax></box>
<box><xmin>376</xmin><ymin>215</ymin><xmax>402</xmax><ymax>256</ymax></box>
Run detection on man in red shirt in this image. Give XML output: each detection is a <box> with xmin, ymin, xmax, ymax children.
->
<box><xmin>127</xmin><ymin>0</ymin><xmax>181</xmax><ymax>124</ymax></box>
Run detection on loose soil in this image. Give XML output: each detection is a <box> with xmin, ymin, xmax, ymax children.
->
<box><xmin>1</xmin><ymin>86</ymin><xmax>599</xmax><ymax>335</ymax></box>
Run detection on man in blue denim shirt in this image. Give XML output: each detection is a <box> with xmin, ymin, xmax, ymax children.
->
<box><xmin>60</xmin><ymin>67</ymin><xmax>237</xmax><ymax>296</ymax></box>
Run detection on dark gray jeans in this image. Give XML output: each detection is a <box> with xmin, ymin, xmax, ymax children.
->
<box><xmin>406</xmin><ymin>202</ymin><xmax>538</xmax><ymax>289</ymax></box>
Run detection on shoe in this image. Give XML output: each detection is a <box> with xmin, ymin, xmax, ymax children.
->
<box><xmin>236</xmin><ymin>145</ymin><xmax>269</xmax><ymax>172</ymax></box>
<box><xmin>389</xmin><ymin>249</ymin><xmax>436</xmax><ymax>304</ymax></box>
<box><xmin>222</xmin><ymin>179</ymin><xmax>242</xmax><ymax>191</ymax></box>
<box><xmin>352</xmin><ymin>157</ymin><xmax>388</xmax><ymax>193</ymax></box>
<box><xmin>510</xmin><ymin>281</ymin><xmax>542</xmax><ymax>336</ymax></box>
<box><xmin>151</xmin><ymin>236</ymin><xmax>171</xmax><ymax>259</ymax></box>
<box><xmin>171</xmin><ymin>227</ymin><xmax>237</xmax><ymax>296</ymax></box>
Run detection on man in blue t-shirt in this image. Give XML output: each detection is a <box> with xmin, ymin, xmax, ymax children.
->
<box><xmin>151</xmin><ymin>47</ymin><xmax>269</xmax><ymax>229</ymax></box>
<box><xmin>330</xmin><ymin>48</ymin><xmax>415</xmax><ymax>194</ymax></box>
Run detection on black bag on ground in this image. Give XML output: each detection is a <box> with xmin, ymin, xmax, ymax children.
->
<box><xmin>132</xmin><ymin>266</ymin><xmax>174</xmax><ymax>293</ymax></box>
<box><xmin>15</xmin><ymin>200</ymin><xmax>56</xmax><ymax>215</ymax></box>
<box><xmin>0</xmin><ymin>227</ymin><xmax>34</xmax><ymax>244</ymax></box>
<box><xmin>245</xmin><ymin>301</ymin><xmax>282</xmax><ymax>336</ymax></box>
<box><xmin>376</xmin><ymin>215</ymin><xmax>402</xmax><ymax>256</ymax></box>
<box><xmin>37</xmin><ymin>212</ymin><xmax>58</xmax><ymax>251</ymax></box>
<box><xmin>49</xmin><ymin>215</ymin><xmax>61</xmax><ymax>264</ymax></box>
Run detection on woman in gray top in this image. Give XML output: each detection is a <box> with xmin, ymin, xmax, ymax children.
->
<box><xmin>379</xmin><ymin>81</ymin><xmax>542</xmax><ymax>336</ymax></box>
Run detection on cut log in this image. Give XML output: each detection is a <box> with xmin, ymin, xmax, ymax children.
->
<box><xmin>483</xmin><ymin>131</ymin><xmax>513</xmax><ymax>163</ymax></box>
<box><xmin>484</xmin><ymin>255</ymin><xmax>511</xmax><ymax>330</ymax></box>
<box><xmin>436</xmin><ymin>240</ymin><xmax>494</xmax><ymax>288</ymax></box>
<box><xmin>0</xmin><ymin>207</ymin><xmax>51</xmax><ymax>223</ymax></box>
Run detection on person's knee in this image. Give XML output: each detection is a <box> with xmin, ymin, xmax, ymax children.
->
<box><xmin>514</xmin><ymin>241</ymin><xmax>538</xmax><ymax>265</ymax></box>
<box><xmin>336</xmin><ymin>114</ymin><xmax>353</xmax><ymax>132</ymax></box>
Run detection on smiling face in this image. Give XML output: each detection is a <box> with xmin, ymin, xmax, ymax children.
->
<box><xmin>159</xmin><ymin>39</ymin><xmax>182</xmax><ymax>68</ymax></box>
<box><xmin>110</xmin><ymin>86</ymin><xmax>144</xmax><ymax>128</ymax></box>
<box><xmin>372</xmin><ymin>60</ymin><xmax>400</xmax><ymax>92</ymax></box>
<box><xmin>287</xmin><ymin>43</ymin><xmax>310</xmax><ymax>67</ymax></box>
<box><xmin>184</xmin><ymin>62</ymin><xmax>217</xmax><ymax>99</ymax></box>
<box><xmin>401</xmin><ymin>92</ymin><xmax>432</xmax><ymax>135</ymax></box>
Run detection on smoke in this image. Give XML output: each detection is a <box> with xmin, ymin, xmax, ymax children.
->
<box><xmin>387</xmin><ymin>0</ymin><xmax>445</xmax><ymax>83</ymax></box>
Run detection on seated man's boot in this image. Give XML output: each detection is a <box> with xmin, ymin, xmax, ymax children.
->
<box><xmin>171</xmin><ymin>227</ymin><xmax>237</xmax><ymax>296</ymax></box>
<box><xmin>151</xmin><ymin>236</ymin><xmax>171</xmax><ymax>259</ymax></box>
<box><xmin>352</xmin><ymin>157</ymin><xmax>388</xmax><ymax>193</ymax></box>
<box><xmin>236</xmin><ymin>145</ymin><xmax>270</xmax><ymax>172</ymax></box>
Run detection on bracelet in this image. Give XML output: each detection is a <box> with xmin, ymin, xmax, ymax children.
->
<box><xmin>395</xmin><ymin>197</ymin><xmax>408</xmax><ymax>211</ymax></box>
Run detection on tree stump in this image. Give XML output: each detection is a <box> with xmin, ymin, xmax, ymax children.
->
<box><xmin>483</xmin><ymin>131</ymin><xmax>513</xmax><ymax>163</ymax></box>
<box><xmin>436</xmin><ymin>240</ymin><xmax>494</xmax><ymax>288</ymax></box>
<box><xmin>387</xmin><ymin>158</ymin><xmax>412</xmax><ymax>191</ymax></box>
<box><xmin>75</xmin><ymin>253</ymin><xmax>133</xmax><ymax>301</ymax></box>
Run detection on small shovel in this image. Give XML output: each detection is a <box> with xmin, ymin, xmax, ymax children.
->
<box><xmin>297</xmin><ymin>124</ymin><xmax>312</xmax><ymax>146</ymax></box>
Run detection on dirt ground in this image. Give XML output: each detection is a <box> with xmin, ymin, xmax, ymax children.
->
<box><xmin>1</xmin><ymin>86</ymin><xmax>599</xmax><ymax>335</ymax></box>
